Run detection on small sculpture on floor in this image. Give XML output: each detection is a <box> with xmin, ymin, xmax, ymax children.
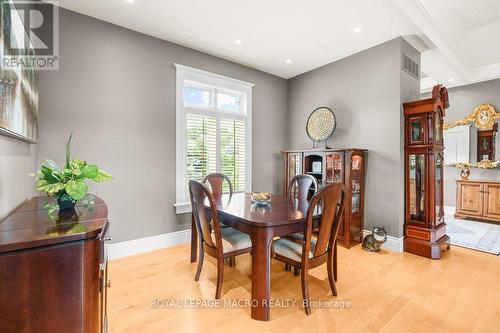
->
<box><xmin>362</xmin><ymin>226</ymin><xmax>387</xmax><ymax>252</ymax></box>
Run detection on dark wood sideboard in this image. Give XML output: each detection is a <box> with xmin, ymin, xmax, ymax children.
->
<box><xmin>0</xmin><ymin>195</ymin><xmax>110</xmax><ymax>333</ymax></box>
<box><xmin>282</xmin><ymin>148</ymin><xmax>367</xmax><ymax>248</ymax></box>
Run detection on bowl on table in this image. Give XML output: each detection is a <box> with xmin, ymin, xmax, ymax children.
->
<box><xmin>251</xmin><ymin>192</ymin><xmax>271</xmax><ymax>205</ymax></box>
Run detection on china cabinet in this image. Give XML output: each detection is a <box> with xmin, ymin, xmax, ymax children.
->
<box><xmin>403</xmin><ymin>84</ymin><xmax>450</xmax><ymax>259</ymax></box>
<box><xmin>282</xmin><ymin>148</ymin><xmax>367</xmax><ymax>248</ymax></box>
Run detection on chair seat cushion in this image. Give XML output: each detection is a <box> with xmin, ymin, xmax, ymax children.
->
<box><xmin>212</xmin><ymin>227</ymin><xmax>252</xmax><ymax>253</ymax></box>
<box><xmin>285</xmin><ymin>232</ymin><xmax>318</xmax><ymax>242</ymax></box>
<box><xmin>286</xmin><ymin>232</ymin><xmax>305</xmax><ymax>242</ymax></box>
<box><xmin>273</xmin><ymin>237</ymin><xmax>316</xmax><ymax>262</ymax></box>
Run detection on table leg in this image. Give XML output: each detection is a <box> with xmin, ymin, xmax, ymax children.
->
<box><xmin>250</xmin><ymin>227</ymin><xmax>273</xmax><ymax>321</ymax></box>
<box><xmin>190</xmin><ymin>213</ymin><xmax>197</xmax><ymax>263</ymax></box>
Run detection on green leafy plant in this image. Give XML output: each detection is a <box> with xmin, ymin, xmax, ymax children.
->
<box><xmin>32</xmin><ymin>134</ymin><xmax>112</xmax><ymax>207</ymax></box>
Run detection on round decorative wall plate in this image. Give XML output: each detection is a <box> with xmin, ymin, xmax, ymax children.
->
<box><xmin>306</xmin><ymin>107</ymin><xmax>337</xmax><ymax>147</ymax></box>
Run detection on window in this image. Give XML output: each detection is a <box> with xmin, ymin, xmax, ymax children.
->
<box><xmin>174</xmin><ymin>64</ymin><xmax>253</xmax><ymax>214</ymax></box>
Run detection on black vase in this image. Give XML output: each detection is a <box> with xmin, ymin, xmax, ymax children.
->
<box><xmin>57</xmin><ymin>195</ymin><xmax>76</xmax><ymax>211</ymax></box>
<box><xmin>57</xmin><ymin>208</ymin><xmax>78</xmax><ymax>222</ymax></box>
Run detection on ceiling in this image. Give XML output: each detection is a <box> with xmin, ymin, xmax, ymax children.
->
<box><xmin>389</xmin><ymin>0</ymin><xmax>500</xmax><ymax>92</ymax></box>
<box><xmin>51</xmin><ymin>0</ymin><xmax>500</xmax><ymax>90</ymax></box>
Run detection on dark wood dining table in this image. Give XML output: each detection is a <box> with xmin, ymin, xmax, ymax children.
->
<box><xmin>190</xmin><ymin>192</ymin><xmax>321</xmax><ymax>321</ymax></box>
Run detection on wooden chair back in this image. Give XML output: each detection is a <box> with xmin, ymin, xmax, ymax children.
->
<box><xmin>189</xmin><ymin>180</ymin><xmax>223</xmax><ymax>252</ymax></box>
<box><xmin>303</xmin><ymin>183</ymin><xmax>345</xmax><ymax>260</ymax></box>
<box><xmin>288</xmin><ymin>174</ymin><xmax>318</xmax><ymax>202</ymax></box>
<box><xmin>203</xmin><ymin>173</ymin><xmax>234</xmax><ymax>203</ymax></box>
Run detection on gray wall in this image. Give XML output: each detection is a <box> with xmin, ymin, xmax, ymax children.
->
<box><xmin>7</xmin><ymin>9</ymin><xmax>424</xmax><ymax>242</ymax></box>
<box><xmin>439</xmin><ymin>79</ymin><xmax>500</xmax><ymax>207</ymax></box>
<box><xmin>287</xmin><ymin>38</ymin><xmax>420</xmax><ymax>237</ymax></box>
<box><xmin>0</xmin><ymin>136</ymin><xmax>37</xmax><ymax>219</ymax></box>
<box><xmin>38</xmin><ymin>9</ymin><xmax>287</xmax><ymax>243</ymax></box>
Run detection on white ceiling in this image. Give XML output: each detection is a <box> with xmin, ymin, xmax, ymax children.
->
<box><xmin>51</xmin><ymin>0</ymin><xmax>413</xmax><ymax>78</ymax></box>
<box><xmin>52</xmin><ymin>0</ymin><xmax>500</xmax><ymax>89</ymax></box>
<box><xmin>389</xmin><ymin>0</ymin><xmax>500</xmax><ymax>92</ymax></box>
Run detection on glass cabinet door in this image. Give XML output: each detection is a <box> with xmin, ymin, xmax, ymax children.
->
<box><xmin>351</xmin><ymin>155</ymin><xmax>363</xmax><ymax>213</ymax></box>
<box><xmin>287</xmin><ymin>153</ymin><xmax>302</xmax><ymax>189</ymax></box>
<box><xmin>325</xmin><ymin>152</ymin><xmax>343</xmax><ymax>184</ymax></box>
<box><xmin>288</xmin><ymin>153</ymin><xmax>302</xmax><ymax>179</ymax></box>
<box><xmin>409</xmin><ymin>154</ymin><xmax>426</xmax><ymax>222</ymax></box>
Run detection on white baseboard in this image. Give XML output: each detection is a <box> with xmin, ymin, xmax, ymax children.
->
<box><xmin>109</xmin><ymin>228</ymin><xmax>404</xmax><ymax>260</ymax></box>
<box><xmin>109</xmin><ymin>229</ymin><xmax>191</xmax><ymax>260</ymax></box>
<box><xmin>444</xmin><ymin>205</ymin><xmax>455</xmax><ymax>217</ymax></box>
<box><xmin>362</xmin><ymin>230</ymin><xmax>403</xmax><ymax>253</ymax></box>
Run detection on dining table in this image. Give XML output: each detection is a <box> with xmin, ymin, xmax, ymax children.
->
<box><xmin>189</xmin><ymin>192</ymin><xmax>322</xmax><ymax>321</ymax></box>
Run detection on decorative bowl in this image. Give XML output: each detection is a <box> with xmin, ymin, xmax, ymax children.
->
<box><xmin>251</xmin><ymin>192</ymin><xmax>271</xmax><ymax>205</ymax></box>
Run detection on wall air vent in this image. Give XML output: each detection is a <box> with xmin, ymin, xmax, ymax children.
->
<box><xmin>402</xmin><ymin>53</ymin><xmax>419</xmax><ymax>79</ymax></box>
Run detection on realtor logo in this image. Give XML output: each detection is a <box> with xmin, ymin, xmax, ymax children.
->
<box><xmin>1</xmin><ymin>0</ymin><xmax>59</xmax><ymax>70</ymax></box>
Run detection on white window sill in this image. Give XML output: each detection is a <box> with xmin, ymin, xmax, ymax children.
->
<box><xmin>173</xmin><ymin>202</ymin><xmax>192</xmax><ymax>215</ymax></box>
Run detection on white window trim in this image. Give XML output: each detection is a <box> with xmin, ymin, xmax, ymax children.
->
<box><xmin>174</xmin><ymin>64</ymin><xmax>254</xmax><ymax>214</ymax></box>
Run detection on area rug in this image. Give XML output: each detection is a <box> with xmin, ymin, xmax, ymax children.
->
<box><xmin>445</xmin><ymin>217</ymin><xmax>500</xmax><ymax>255</ymax></box>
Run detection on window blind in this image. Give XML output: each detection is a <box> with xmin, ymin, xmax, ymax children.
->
<box><xmin>185</xmin><ymin>114</ymin><xmax>217</xmax><ymax>192</ymax></box>
<box><xmin>220</xmin><ymin>118</ymin><xmax>246</xmax><ymax>192</ymax></box>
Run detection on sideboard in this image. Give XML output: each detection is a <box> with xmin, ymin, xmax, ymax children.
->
<box><xmin>0</xmin><ymin>195</ymin><xmax>110</xmax><ymax>333</ymax></box>
<box><xmin>282</xmin><ymin>148</ymin><xmax>367</xmax><ymax>248</ymax></box>
<box><xmin>455</xmin><ymin>179</ymin><xmax>500</xmax><ymax>222</ymax></box>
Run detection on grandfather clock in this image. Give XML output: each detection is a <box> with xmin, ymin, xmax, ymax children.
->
<box><xmin>403</xmin><ymin>84</ymin><xmax>450</xmax><ymax>259</ymax></box>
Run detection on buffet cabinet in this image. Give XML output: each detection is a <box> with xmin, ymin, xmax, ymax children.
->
<box><xmin>455</xmin><ymin>180</ymin><xmax>500</xmax><ymax>222</ymax></box>
<box><xmin>282</xmin><ymin>148</ymin><xmax>367</xmax><ymax>248</ymax></box>
<box><xmin>0</xmin><ymin>195</ymin><xmax>110</xmax><ymax>333</ymax></box>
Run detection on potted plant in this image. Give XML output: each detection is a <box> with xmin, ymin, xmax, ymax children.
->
<box><xmin>33</xmin><ymin>135</ymin><xmax>112</xmax><ymax>210</ymax></box>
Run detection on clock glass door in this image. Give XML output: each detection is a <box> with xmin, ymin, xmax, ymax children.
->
<box><xmin>434</xmin><ymin>111</ymin><xmax>443</xmax><ymax>143</ymax></box>
<box><xmin>409</xmin><ymin>116</ymin><xmax>425</xmax><ymax>144</ymax></box>
<box><xmin>409</xmin><ymin>153</ymin><xmax>426</xmax><ymax>222</ymax></box>
<box><xmin>435</xmin><ymin>152</ymin><xmax>444</xmax><ymax>225</ymax></box>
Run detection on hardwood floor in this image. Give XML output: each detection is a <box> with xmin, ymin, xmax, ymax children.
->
<box><xmin>108</xmin><ymin>243</ymin><xmax>500</xmax><ymax>333</ymax></box>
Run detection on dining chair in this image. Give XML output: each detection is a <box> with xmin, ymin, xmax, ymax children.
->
<box><xmin>189</xmin><ymin>180</ymin><xmax>252</xmax><ymax>299</ymax></box>
<box><xmin>202</xmin><ymin>173</ymin><xmax>236</xmax><ymax>266</ymax></box>
<box><xmin>285</xmin><ymin>174</ymin><xmax>319</xmax><ymax>273</ymax></box>
<box><xmin>287</xmin><ymin>174</ymin><xmax>318</xmax><ymax>202</ymax></box>
<box><xmin>202</xmin><ymin>173</ymin><xmax>234</xmax><ymax>203</ymax></box>
<box><xmin>272</xmin><ymin>182</ymin><xmax>345</xmax><ymax>315</ymax></box>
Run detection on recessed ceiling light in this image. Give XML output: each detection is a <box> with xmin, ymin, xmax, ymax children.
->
<box><xmin>353</xmin><ymin>27</ymin><xmax>363</xmax><ymax>33</ymax></box>
<box><xmin>235</xmin><ymin>39</ymin><xmax>242</xmax><ymax>45</ymax></box>
<box><xmin>448</xmin><ymin>78</ymin><xmax>455</xmax><ymax>82</ymax></box>
<box><xmin>285</xmin><ymin>59</ymin><xmax>292</xmax><ymax>64</ymax></box>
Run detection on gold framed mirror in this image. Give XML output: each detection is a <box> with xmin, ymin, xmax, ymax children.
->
<box><xmin>445</xmin><ymin>104</ymin><xmax>500</xmax><ymax>169</ymax></box>
<box><xmin>444</xmin><ymin>104</ymin><xmax>500</xmax><ymax>130</ymax></box>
